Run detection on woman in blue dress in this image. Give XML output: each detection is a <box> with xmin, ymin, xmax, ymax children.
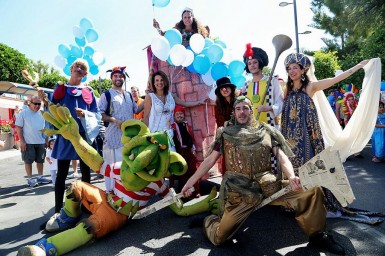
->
<box><xmin>281</xmin><ymin>53</ymin><xmax>368</xmax><ymax>172</ymax></box>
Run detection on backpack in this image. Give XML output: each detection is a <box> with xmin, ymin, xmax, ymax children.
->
<box><xmin>103</xmin><ymin>90</ymin><xmax>134</xmax><ymax>127</ymax></box>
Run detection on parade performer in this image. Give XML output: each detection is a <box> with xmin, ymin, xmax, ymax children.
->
<box><xmin>171</xmin><ymin>105</ymin><xmax>199</xmax><ymax>196</ymax></box>
<box><xmin>182</xmin><ymin>96</ymin><xmax>345</xmax><ymax>255</ymax></box>
<box><xmin>17</xmin><ymin>104</ymin><xmax>217</xmax><ymax>256</ymax></box>
<box><xmin>282</xmin><ymin>54</ymin><xmax>384</xmax><ymax>224</ymax></box>
<box><xmin>241</xmin><ymin>44</ymin><xmax>283</xmax><ymax>130</ymax></box>
<box><xmin>341</xmin><ymin>92</ymin><xmax>358</xmax><ymax>126</ymax></box>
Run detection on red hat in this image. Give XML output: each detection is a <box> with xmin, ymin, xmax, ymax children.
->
<box><xmin>107</xmin><ymin>66</ymin><xmax>129</xmax><ymax>79</ymax></box>
<box><xmin>174</xmin><ymin>105</ymin><xmax>185</xmax><ymax>114</ymax></box>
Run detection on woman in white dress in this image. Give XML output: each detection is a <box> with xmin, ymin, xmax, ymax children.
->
<box><xmin>143</xmin><ymin>71</ymin><xmax>204</xmax><ymax>151</ymax></box>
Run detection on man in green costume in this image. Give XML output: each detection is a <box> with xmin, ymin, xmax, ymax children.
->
<box><xmin>182</xmin><ymin>96</ymin><xmax>346</xmax><ymax>255</ymax></box>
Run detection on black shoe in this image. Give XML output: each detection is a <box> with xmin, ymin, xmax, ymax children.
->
<box><xmin>309</xmin><ymin>231</ymin><xmax>345</xmax><ymax>255</ymax></box>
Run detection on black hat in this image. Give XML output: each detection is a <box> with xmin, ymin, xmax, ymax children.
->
<box><xmin>243</xmin><ymin>44</ymin><xmax>269</xmax><ymax>73</ymax></box>
<box><xmin>215</xmin><ymin>77</ymin><xmax>236</xmax><ymax>95</ymax></box>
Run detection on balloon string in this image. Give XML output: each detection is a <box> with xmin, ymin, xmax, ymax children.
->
<box><xmin>152</xmin><ymin>4</ymin><xmax>155</xmax><ymax>19</ymax></box>
<box><xmin>205</xmin><ymin>102</ymin><xmax>209</xmax><ymax>136</ymax></box>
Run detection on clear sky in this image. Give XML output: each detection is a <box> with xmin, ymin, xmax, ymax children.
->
<box><xmin>0</xmin><ymin>0</ymin><xmax>326</xmax><ymax>94</ymax></box>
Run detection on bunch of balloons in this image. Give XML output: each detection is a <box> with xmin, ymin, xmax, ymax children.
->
<box><xmin>151</xmin><ymin>29</ymin><xmax>247</xmax><ymax>88</ymax></box>
<box><xmin>54</xmin><ymin>18</ymin><xmax>106</xmax><ymax>81</ymax></box>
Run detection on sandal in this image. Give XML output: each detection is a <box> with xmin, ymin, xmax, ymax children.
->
<box><xmin>372</xmin><ymin>157</ymin><xmax>381</xmax><ymax>163</ymax></box>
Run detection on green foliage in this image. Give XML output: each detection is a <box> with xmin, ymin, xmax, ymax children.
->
<box><xmin>38</xmin><ymin>74</ymin><xmax>68</xmax><ymax>89</ymax></box>
<box><xmin>0</xmin><ymin>43</ymin><xmax>31</xmax><ymax>83</ymax></box>
<box><xmin>360</xmin><ymin>28</ymin><xmax>385</xmax><ymax>81</ymax></box>
<box><xmin>88</xmin><ymin>78</ymin><xmax>112</xmax><ymax>95</ymax></box>
<box><xmin>313</xmin><ymin>51</ymin><xmax>340</xmax><ymax>80</ymax></box>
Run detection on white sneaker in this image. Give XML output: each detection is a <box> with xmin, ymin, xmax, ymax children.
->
<box><xmin>27</xmin><ymin>178</ymin><xmax>38</xmax><ymax>187</ymax></box>
<box><xmin>68</xmin><ymin>173</ymin><xmax>79</xmax><ymax>179</ymax></box>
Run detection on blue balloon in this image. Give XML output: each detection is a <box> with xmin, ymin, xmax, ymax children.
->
<box><xmin>228</xmin><ymin>60</ymin><xmax>246</xmax><ymax>77</ymax></box>
<box><xmin>85</xmin><ymin>28</ymin><xmax>98</xmax><ymax>43</ymax></box>
<box><xmin>66</xmin><ymin>55</ymin><xmax>77</xmax><ymax>65</ymax></box>
<box><xmin>75</xmin><ymin>36</ymin><xmax>86</xmax><ymax>47</ymax></box>
<box><xmin>215</xmin><ymin>40</ymin><xmax>227</xmax><ymax>49</ymax></box>
<box><xmin>211</xmin><ymin>62</ymin><xmax>229</xmax><ymax>81</ymax></box>
<box><xmin>58</xmin><ymin>44</ymin><xmax>71</xmax><ymax>59</ymax></box>
<box><xmin>204</xmin><ymin>38</ymin><xmax>214</xmax><ymax>48</ymax></box>
<box><xmin>231</xmin><ymin>75</ymin><xmax>247</xmax><ymax>88</ymax></box>
<box><xmin>206</xmin><ymin>44</ymin><xmax>224</xmax><ymax>64</ymax></box>
<box><xmin>63</xmin><ymin>64</ymin><xmax>71</xmax><ymax>76</ymax></box>
<box><xmin>186</xmin><ymin>63</ymin><xmax>197</xmax><ymax>73</ymax></box>
<box><xmin>82</xmin><ymin>76</ymin><xmax>87</xmax><ymax>82</ymax></box>
<box><xmin>83</xmin><ymin>46</ymin><xmax>94</xmax><ymax>56</ymax></box>
<box><xmin>164</xmin><ymin>29</ymin><xmax>182</xmax><ymax>47</ymax></box>
<box><xmin>200</xmin><ymin>47</ymin><xmax>209</xmax><ymax>56</ymax></box>
<box><xmin>193</xmin><ymin>54</ymin><xmax>211</xmax><ymax>75</ymax></box>
<box><xmin>152</xmin><ymin>0</ymin><xmax>170</xmax><ymax>8</ymax></box>
<box><xmin>84</xmin><ymin>55</ymin><xmax>95</xmax><ymax>67</ymax></box>
<box><xmin>70</xmin><ymin>45</ymin><xmax>83</xmax><ymax>58</ymax></box>
<box><xmin>89</xmin><ymin>65</ymin><xmax>99</xmax><ymax>75</ymax></box>
<box><xmin>80</xmin><ymin>18</ymin><xmax>93</xmax><ymax>31</ymax></box>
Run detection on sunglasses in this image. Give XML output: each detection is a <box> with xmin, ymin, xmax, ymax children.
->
<box><xmin>30</xmin><ymin>102</ymin><xmax>41</xmax><ymax>106</ymax></box>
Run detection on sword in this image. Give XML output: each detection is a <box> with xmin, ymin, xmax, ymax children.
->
<box><xmin>132</xmin><ymin>187</ymin><xmax>194</xmax><ymax>219</ymax></box>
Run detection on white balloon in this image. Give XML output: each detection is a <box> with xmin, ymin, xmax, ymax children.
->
<box><xmin>169</xmin><ymin>44</ymin><xmax>187</xmax><ymax>66</ymax></box>
<box><xmin>151</xmin><ymin>36</ymin><xmax>170</xmax><ymax>61</ymax></box>
<box><xmin>208</xmin><ymin>84</ymin><xmax>217</xmax><ymax>100</ymax></box>
<box><xmin>182</xmin><ymin>49</ymin><xmax>195</xmax><ymax>67</ymax></box>
<box><xmin>54</xmin><ymin>55</ymin><xmax>66</xmax><ymax>69</ymax></box>
<box><xmin>189</xmin><ymin>34</ymin><xmax>205</xmax><ymax>54</ymax></box>
<box><xmin>93</xmin><ymin>51</ymin><xmax>104</xmax><ymax>66</ymax></box>
<box><xmin>201</xmin><ymin>68</ymin><xmax>215</xmax><ymax>86</ymax></box>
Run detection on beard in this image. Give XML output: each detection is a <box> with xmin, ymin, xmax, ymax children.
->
<box><xmin>114</xmin><ymin>80</ymin><xmax>124</xmax><ymax>87</ymax></box>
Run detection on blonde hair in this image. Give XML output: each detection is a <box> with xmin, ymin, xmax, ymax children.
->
<box><xmin>71</xmin><ymin>59</ymin><xmax>89</xmax><ymax>73</ymax></box>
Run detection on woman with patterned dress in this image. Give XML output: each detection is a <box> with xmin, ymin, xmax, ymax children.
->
<box><xmin>281</xmin><ymin>54</ymin><xmax>385</xmax><ymax>224</ymax></box>
<box><xmin>281</xmin><ymin>53</ymin><xmax>368</xmax><ymax>172</ymax></box>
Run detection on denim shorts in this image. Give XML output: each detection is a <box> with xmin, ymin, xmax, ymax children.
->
<box><xmin>22</xmin><ymin>144</ymin><xmax>46</xmax><ymax>164</ymax></box>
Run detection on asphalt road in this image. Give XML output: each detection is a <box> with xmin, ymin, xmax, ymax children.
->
<box><xmin>0</xmin><ymin>143</ymin><xmax>385</xmax><ymax>256</ymax></box>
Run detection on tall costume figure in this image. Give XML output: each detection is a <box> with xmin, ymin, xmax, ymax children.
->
<box><xmin>151</xmin><ymin>8</ymin><xmax>214</xmax><ymax>167</ymax></box>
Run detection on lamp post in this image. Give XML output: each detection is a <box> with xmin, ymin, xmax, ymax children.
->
<box><xmin>279</xmin><ymin>0</ymin><xmax>311</xmax><ymax>53</ymax></box>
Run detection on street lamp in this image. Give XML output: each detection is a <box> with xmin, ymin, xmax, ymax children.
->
<box><xmin>279</xmin><ymin>0</ymin><xmax>311</xmax><ymax>53</ymax></box>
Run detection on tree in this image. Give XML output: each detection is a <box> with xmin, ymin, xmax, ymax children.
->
<box><xmin>38</xmin><ymin>74</ymin><xmax>68</xmax><ymax>89</ymax></box>
<box><xmin>313</xmin><ymin>51</ymin><xmax>340</xmax><ymax>80</ymax></box>
<box><xmin>88</xmin><ymin>78</ymin><xmax>112</xmax><ymax>96</ymax></box>
<box><xmin>0</xmin><ymin>43</ymin><xmax>31</xmax><ymax>83</ymax></box>
<box><xmin>359</xmin><ymin>27</ymin><xmax>385</xmax><ymax>81</ymax></box>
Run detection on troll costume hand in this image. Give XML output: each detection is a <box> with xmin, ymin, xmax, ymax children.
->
<box><xmin>41</xmin><ymin>103</ymin><xmax>103</xmax><ymax>171</ymax></box>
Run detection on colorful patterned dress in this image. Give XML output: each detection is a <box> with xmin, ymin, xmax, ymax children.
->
<box><xmin>281</xmin><ymin>89</ymin><xmax>325</xmax><ymax>171</ymax></box>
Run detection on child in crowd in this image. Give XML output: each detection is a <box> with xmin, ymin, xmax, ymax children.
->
<box><xmin>171</xmin><ymin>105</ymin><xmax>200</xmax><ymax>197</ymax></box>
<box><xmin>46</xmin><ymin>137</ymin><xmax>58</xmax><ymax>188</ymax></box>
<box><xmin>342</xmin><ymin>92</ymin><xmax>358</xmax><ymax>126</ymax></box>
<box><xmin>372</xmin><ymin>101</ymin><xmax>385</xmax><ymax>162</ymax></box>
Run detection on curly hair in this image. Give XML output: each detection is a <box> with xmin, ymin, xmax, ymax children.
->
<box><xmin>150</xmin><ymin>71</ymin><xmax>170</xmax><ymax>95</ymax></box>
<box><xmin>175</xmin><ymin>10</ymin><xmax>209</xmax><ymax>38</ymax></box>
